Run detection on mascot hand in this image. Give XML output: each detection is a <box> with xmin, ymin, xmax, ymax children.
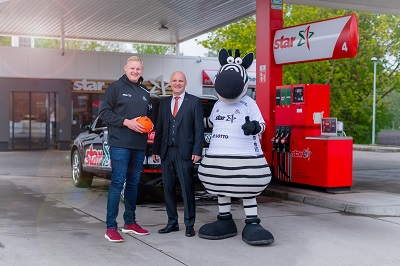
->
<box><xmin>242</xmin><ymin>116</ymin><xmax>261</xmax><ymax>135</ymax></box>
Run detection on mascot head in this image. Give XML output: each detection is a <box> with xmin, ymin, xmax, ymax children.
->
<box><xmin>214</xmin><ymin>48</ymin><xmax>254</xmax><ymax>104</ymax></box>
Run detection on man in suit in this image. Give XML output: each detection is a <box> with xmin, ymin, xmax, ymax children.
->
<box><xmin>152</xmin><ymin>71</ymin><xmax>204</xmax><ymax>237</ymax></box>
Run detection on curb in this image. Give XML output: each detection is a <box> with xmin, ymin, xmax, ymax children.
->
<box><xmin>263</xmin><ymin>188</ymin><xmax>400</xmax><ymax>217</ymax></box>
<box><xmin>353</xmin><ymin>145</ymin><xmax>400</xmax><ymax>153</ymax></box>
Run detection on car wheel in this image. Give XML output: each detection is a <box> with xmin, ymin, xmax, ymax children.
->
<box><xmin>72</xmin><ymin>149</ymin><xmax>93</xmax><ymax>188</ymax></box>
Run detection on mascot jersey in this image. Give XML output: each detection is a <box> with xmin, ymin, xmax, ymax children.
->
<box><xmin>207</xmin><ymin>95</ymin><xmax>263</xmax><ymax>156</ymax></box>
<box><xmin>198</xmin><ymin>95</ymin><xmax>271</xmax><ymax>198</ymax></box>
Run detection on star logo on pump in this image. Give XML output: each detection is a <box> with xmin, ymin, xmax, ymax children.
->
<box><xmin>298</xmin><ymin>25</ymin><xmax>314</xmax><ymax>51</ymax></box>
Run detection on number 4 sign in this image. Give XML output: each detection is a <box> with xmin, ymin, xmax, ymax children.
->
<box><xmin>273</xmin><ymin>14</ymin><xmax>359</xmax><ymax>65</ymax></box>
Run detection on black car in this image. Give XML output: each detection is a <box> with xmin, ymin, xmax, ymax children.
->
<box><xmin>70</xmin><ymin>94</ymin><xmax>217</xmax><ymax>203</ymax></box>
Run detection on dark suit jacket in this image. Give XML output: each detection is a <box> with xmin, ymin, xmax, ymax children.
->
<box><xmin>153</xmin><ymin>93</ymin><xmax>204</xmax><ymax>160</ymax></box>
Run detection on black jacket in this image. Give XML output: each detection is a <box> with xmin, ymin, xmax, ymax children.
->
<box><xmin>99</xmin><ymin>75</ymin><xmax>152</xmax><ymax>150</ymax></box>
<box><xmin>153</xmin><ymin>93</ymin><xmax>204</xmax><ymax>160</ymax></box>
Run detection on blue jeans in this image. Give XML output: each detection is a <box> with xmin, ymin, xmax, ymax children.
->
<box><xmin>106</xmin><ymin>147</ymin><xmax>145</xmax><ymax>229</ymax></box>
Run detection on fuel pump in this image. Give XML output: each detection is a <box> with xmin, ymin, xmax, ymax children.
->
<box><xmin>272</xmin><ymin>84</ymin><xmax>353</xmax><ymax>190</ymax></box>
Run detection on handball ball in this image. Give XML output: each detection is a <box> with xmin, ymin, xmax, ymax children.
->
<box><xmin>137</xmin><ymin>116</ymin><xmax>153</xmax><ymax>133</ymax></box>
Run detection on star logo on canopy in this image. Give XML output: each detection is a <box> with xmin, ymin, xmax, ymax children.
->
<box><xmin>298</xmin><ymin>25</ymin><xmax>314</xmax><ymax>51</ymax></box>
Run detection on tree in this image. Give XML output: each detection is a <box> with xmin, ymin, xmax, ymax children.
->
<box><xmin>197</xmin><ymin>16</ymin><xmax>256</xmax><ymax>56</ymax></box>
<box><xmin>132</xmin><ymin>44</ymin><xmax>175</xmax><ymax>55</ymax></box>
<box><xmin>34</xmin><ymin>38</ymin><xmax>59</xmax><ymax>49</ymax></box>
<box><xmin>198</xmin><ymin>5</ymin><xmax>400</xmax><ymax>144</ymax></box>
<box><xmin>34</xmin><ymin>38</ymin><xmax>127</xmax><ymax>52</ymax></box>
<box><xmin>0</xmin><ymin>36</ymin><xmax>11</xmax><ymax>46</ymax></box>
<box><xmin>34</xmin><ymin>38</ymin><xmax>175</xmax><ymax>55</ymax></box>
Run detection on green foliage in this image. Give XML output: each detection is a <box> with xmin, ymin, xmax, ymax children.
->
<box><xmin>34</xmin><ymin>38</ymin><xmax>59</xmax><ymax>48</ymax></box>
<box><xmin>197</xmin><ymin>16</ymin><xmax>256</xmax><ymax>56</ymax></box>
<box><xmin>5</xmin><ymin>35</ymin><xmax>175</xmax><ymax>57</ymax></box>
<box><xmin>0</xmin><ymin>36</ymin><xmax>11</xmax><ymax>46</ymax></box>
<box><xmin>34</xmin><ymin>38</ymin><xmax>127</xmax><ymax>52</ymax></box>
<box><xmin>132</xmin><ymin>44</ymin><xmax>175</xmax><ymax>55</ymax></box>
<box><xmin>198</xmin><ymin>5</ymin><xmax>400</xmax><ymax>144</ymax></box>
<box><xmin>33</xmin><ymin>38</ymin><xmax>174</xmax><ymax>55</ymax></box>
<box><xmin>65</xmin><ymin>40</ymin><xmax>126</xmax><ymax>52</ymax></box>
<box><xmin>10</xmin><ymin>36</ymin><xmax>175</xmax><ymax>55</ymax></box>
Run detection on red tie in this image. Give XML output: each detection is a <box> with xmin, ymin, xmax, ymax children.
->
<box><xmin>173</xmin><ymin>96</ymin><xmax>179</xmax><ymax>117</ymax></box>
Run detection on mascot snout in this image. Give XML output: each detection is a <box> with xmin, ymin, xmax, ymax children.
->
<box><xmin>214</xmin><ymin>70</ymin><xmax>246</xmax><ymax>100</ymax></box>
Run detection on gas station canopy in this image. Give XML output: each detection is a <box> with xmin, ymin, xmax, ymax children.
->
<box><xmin>0</xmin><ymin>0</ymin><xmax>398</xmax><ymax>45</ymax></box>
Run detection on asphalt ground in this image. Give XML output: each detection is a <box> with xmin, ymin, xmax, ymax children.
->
<box><xmin>0</xmin><ymin>147</ymin><xmax>400</xmax><ymax>265</ymax></box>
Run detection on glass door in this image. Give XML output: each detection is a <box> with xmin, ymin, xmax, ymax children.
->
<box><xmin>9</xmin><ymin>92</ymin><xmax>58</xmax><ymax>150</ymax></box>
<box><xmin>10</xmin><ymin>92</ymin><xmax>30</xmax><ymax>149</ymax></box>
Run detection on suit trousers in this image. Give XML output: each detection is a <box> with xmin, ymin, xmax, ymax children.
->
<box><xmin>161</xmin><ymin>146</ymin><xmax>196</xmax><ymax>228</ymax></box>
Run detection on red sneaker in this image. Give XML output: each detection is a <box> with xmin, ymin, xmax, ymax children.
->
<box><xmin>122</xmin><ymin>223</ymin><xmax>149</xmax><ymax>235</ymax></box>
<box><xmin>105</xmin><ymin>228</ymin><xmax>124</xmax><ymax>243</ymax></box>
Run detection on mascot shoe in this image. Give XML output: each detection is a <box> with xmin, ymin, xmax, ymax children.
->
<box><xmin>198</xmin><ymin>213</ymin><xmax>237</xmax><ymax>240</ymax></box>
<box><xmin>242</xmin><ymin>218</ymin><xmax>274</xmax><ymax>245</ymax></box>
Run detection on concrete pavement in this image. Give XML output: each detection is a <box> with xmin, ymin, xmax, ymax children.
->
<box><xmin>0</xmin><ymin>146</ymin><xmax>400</xmax><ymax>265</ymax></box>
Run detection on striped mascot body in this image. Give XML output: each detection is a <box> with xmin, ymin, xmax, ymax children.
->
<box><xmin>198</xmin><ymin>48</ymin><xmax>274</xmax><ymax>245</ymax></box>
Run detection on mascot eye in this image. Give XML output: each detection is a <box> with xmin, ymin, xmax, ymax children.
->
<box><xmin>227</xmin><ymin>56</ymin><xmax>234</xmax><ymax>64</ymax></box>
<box><xmin>235</xmin><ymin>57</ymin><xmax>243</xmax><ymax>64</ymax></box>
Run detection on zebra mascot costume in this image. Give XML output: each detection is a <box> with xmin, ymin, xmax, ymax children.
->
<box><xmin>198</xmin><ymin>48</ymin><xmax>274</xmax><ymax>245</ymax></box>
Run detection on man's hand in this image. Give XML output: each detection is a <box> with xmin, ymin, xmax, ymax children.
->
<box><xmin>152</xmin><ymin>154</ymin><xmax>160</xmax><ymax>163</ymax></box>
<box><xmin>123</xmin><ymin>117</ymin><xmax>145</xmax><ymax>133</ymax></box>
<box><xmin>192</xmin><ymin>155</ymin><xmax>201</xmax><ymax>164</ymax></box>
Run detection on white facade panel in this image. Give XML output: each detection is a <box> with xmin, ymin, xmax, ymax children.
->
<box><xmin>140</xmin><ymin>55</ymin><xmax>164</xmax><ymax>82</ymax></box>
<box><xmin>201</xmin><ymin>57</ymin><xmax>223</xmax><ymax>71</ymax></box>
<box><xmin>28</xmin><ymin>49</ymin><xmax>53</xmax><ymax>78</ymax></box>
<box><xmin>2</xmin><ymin>48</ymin><xmax>29</xmax><ymax>77</ymax></box>
<box><xmin>162</xmin><ymin>57</ymin><xmax>183</xmax><ymax>81</ymax></box>
<box><xmin>98</xmin><ymin>54</ymin><xmax>122</xmax><ymax>80</ymax></box>
<box><xmin>52</xmin><ymin>50</ymin><xmax>77</xmax><ymax>79</ymax></box>
<box><xmin>182</xmin><ymin>57</ymin><xmax>204</xmax><ymax>96</ymax></box>
<box><xmin>76</xmin><ymin>54</ymin><xmax>99</xmax><ymax>79</ymax></box>
<box><xmin>0</xmin><ymin>52</ymin><xmax>3</xmax><ymax>77</ymax></box>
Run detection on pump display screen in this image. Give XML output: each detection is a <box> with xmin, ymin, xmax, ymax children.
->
<box><xmin>293</xmin><ymin>86</ymin><xmax>304</xmax><ymax>103</ymax></box>
<box><xmin>321</xmin><ymin>118</ymin><xmax>337</xmax><ymax>136</ymax></box>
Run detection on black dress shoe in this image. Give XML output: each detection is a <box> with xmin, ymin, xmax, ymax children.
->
<box><xmin>158</xmin><ymin>224</ymin><xmax>179</xmax><ymax>234</ymax></box>
<box><xmin>185</xmin><ymin>227</ymin><xmax>195</xmax><ymax>237</ymax></box>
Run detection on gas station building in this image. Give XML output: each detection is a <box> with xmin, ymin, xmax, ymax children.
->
<box><xmin>0</xmin><ymin>46</ymin><xmax>258</xmax><ymax>150</ymax></box>
<box><xmin>0</xmin><ymin>0</ymin><xmax>397</xmax><ymax>157</ymax></box>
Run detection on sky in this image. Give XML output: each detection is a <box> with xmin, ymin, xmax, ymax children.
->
<box><xmin>178</xmin><ymin>34</ymin><xmax>209</xmax><ymax>57</ymax></box>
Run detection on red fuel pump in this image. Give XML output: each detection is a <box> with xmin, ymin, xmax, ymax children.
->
<box><xmin>272</xmin><ymin>84</ymin><xmax>353</xmax><ymax>190</ymax></box>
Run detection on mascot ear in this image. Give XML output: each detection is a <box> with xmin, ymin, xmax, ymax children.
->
<box><xmin>218</xmin><ymin>48</ymin><xmax>230</xmax><ymax>66</ymax></box>
<box><xmin>241</xmin><ymin>52</ymin><xmax>254</xmax><ymax>69</ymax></box>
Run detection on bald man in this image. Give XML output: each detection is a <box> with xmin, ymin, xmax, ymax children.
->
<box><xmin>152</xmin><ymin>71</ymin><xmax>204</xmax><ymax>237</ymax></box>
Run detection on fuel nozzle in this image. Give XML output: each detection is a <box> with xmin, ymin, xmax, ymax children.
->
<box><xmin>271</xmin><ymin>128</ymin><xmax>280</xmax><ymax>150</ymax></box>
<box><xmin>275</xmin><ymin>128</ymin><xmax>285</xmax><ymax>152</ymax></box>
<box><xmin>280</xmin><ymin>129</ymin><xmax>291</xmax><ymax>152</ymax></box>
<box><xmin>280</xmin><ymin>130</ymin><xmax>290</xmax><ymax>144</ymax></box>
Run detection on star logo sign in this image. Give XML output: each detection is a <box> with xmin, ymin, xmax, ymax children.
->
<box><xmin>298</xmin><ymin>25</ymin><xmax>314</xmax><ymax>51</ymax></box>
<box><xmin>149</xmin><ymin>75</ymin><xmax>170</xmax><ymax>95</ymax></box>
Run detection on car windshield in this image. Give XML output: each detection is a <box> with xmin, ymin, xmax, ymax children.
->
<box><xmin>93</xmin><ymin>117</ymin><xmax>107</xmax><ymax>129</ymax></box>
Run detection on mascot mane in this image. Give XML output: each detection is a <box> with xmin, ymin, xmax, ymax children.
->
<box><xmin>214</xmin><ymin>48</ymin><xmax>254</xmax><ymax>104</ymax></box>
